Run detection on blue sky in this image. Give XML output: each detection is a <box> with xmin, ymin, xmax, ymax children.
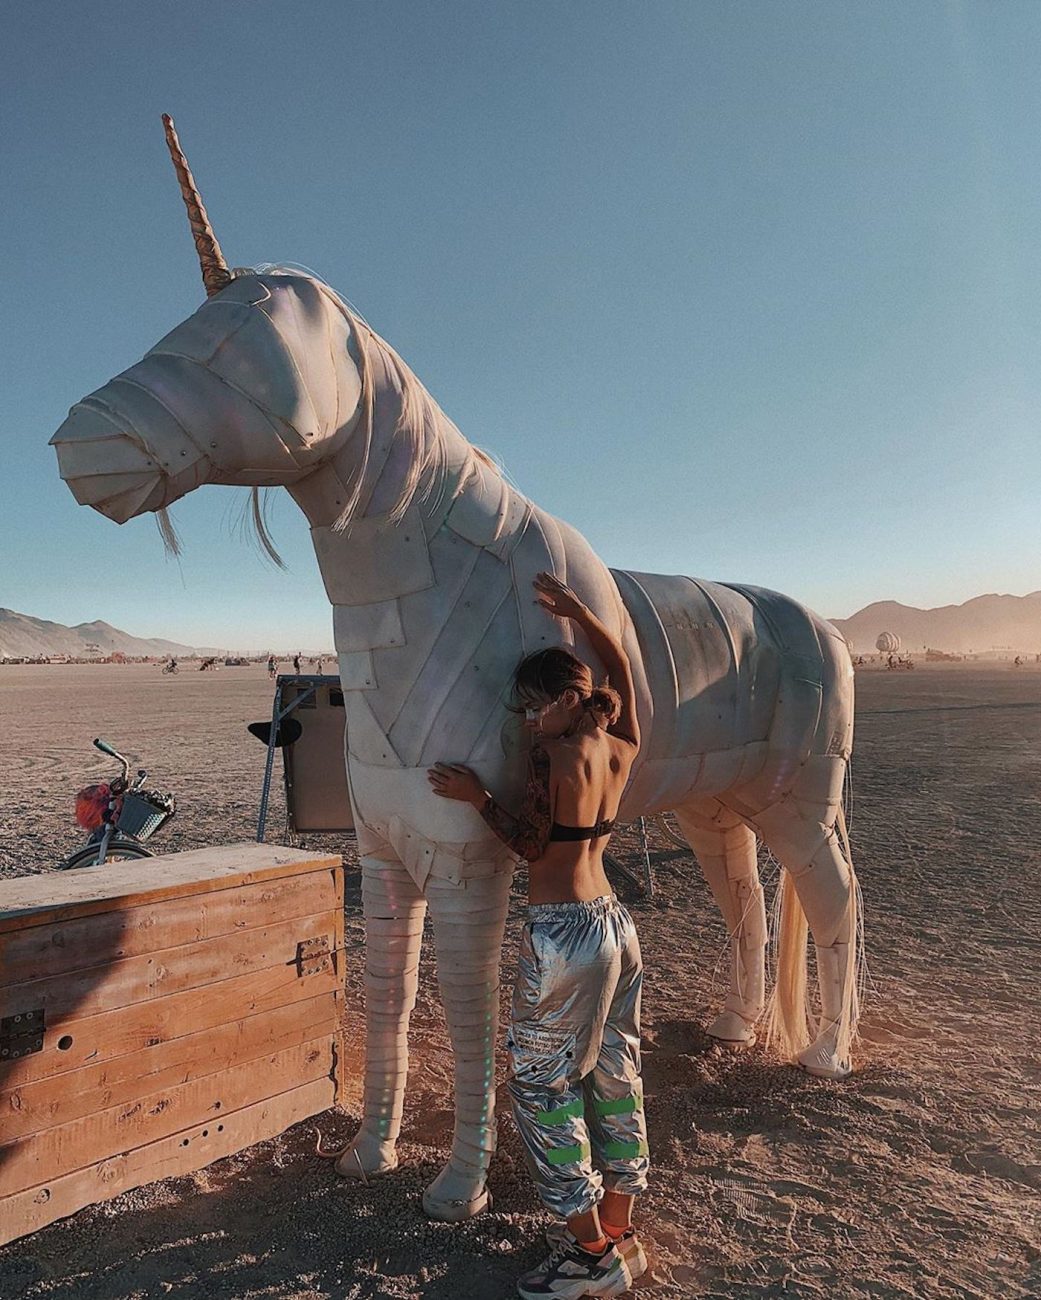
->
<box><xmin>3</xmin><ymin>2</ymin><xmax>1039</xmax><ymax>651</ymax></box>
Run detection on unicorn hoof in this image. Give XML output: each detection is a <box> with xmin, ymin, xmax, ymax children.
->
<box><xmin>707</xmin><ymin>1010</ymin><xmax>758</xmax><ymax>1050</ymax></box>
<box><xmin>332</xmin><ymin>1133</ymin><xmax>399</xmax><ymax>1180</ymax></box>
<box><xmin>422</xmin><ymin>1165</ymin><xmax>492</xmax><ymax>1221</ymax></box>
<box><xmin>797</xmin><ymin>1041</ymin><xmax>852</xmax><ymax>1081</ymax></box>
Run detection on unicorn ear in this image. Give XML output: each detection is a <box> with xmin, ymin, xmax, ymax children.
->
<box><xmin>162</xmin><ymin>114</ymin><xmax>233</xmax><ymax>298</ymax></box>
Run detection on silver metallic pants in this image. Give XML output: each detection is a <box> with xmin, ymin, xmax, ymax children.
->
<box><xmin>507</xmin><ymin>895</ymin><xmax>650</xmax><ymax>1219</ymax></box>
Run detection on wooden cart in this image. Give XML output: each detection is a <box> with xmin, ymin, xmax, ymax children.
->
<box><xmin>0</xmin><ymin>843</ymin><xmax>345</xmax><ymax>1245</ymax></box>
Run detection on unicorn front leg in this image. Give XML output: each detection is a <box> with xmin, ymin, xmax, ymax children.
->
<box><xmin>334</xmin><ymin>856</ymin><xmax>426</xmax><ymax>1179</ymax></box>
<box><xmin>422</xmin><ymin>869</ymin><xmax>512</xmax><ymax>1220</ymax></box>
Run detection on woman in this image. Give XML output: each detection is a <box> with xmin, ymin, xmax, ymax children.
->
<box><xmin>429</xmin><ymin>572</ymin><xmax>649</xmax><ymax>1300</ymax></box>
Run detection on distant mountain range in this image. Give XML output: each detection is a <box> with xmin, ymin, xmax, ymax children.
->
<box><xmin>3</xmin><ymin>591</ymin><xmax>1039</xmax><ymax>661</ymax></box>
<box><xmin>0</xmin><ymin>609</ymin><xmax>220</xmax><ymax>660</ymax></box>
<box><xmin>829</xmin><ymin>592</ymin><xmax>1041</xmax><ymax>654</ymax></box>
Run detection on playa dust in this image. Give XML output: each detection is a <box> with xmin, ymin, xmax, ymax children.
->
<box><xmin>0</xmin><ymin>663</ymin><xmax>1037</xmax><ymax>1299</ymax></box>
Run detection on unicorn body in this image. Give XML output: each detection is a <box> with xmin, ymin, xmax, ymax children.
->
<box><xmin>50</xmin><ymin>123</ymin><xmax>859</xmax><ymax>1220</ymax></box>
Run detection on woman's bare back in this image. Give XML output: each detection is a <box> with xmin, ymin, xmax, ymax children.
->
<box><xmin>528</xmin><ymin>727</ymin><xmax>637</xmax><ymax>904</ymax></box>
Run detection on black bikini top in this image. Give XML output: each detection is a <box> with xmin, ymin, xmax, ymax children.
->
<box><xmin>548</xmin><ymin>818</ymin><xmax>616</xmax><ymax>842</ymax></box>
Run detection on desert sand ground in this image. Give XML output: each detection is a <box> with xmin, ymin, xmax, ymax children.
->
<box><xmin>0</xmin><ymin>662</ymin><xmax>1038</xmax><ymax>1299</ymax></box>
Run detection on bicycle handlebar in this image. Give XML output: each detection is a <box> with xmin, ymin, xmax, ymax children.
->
<box><xmin>93</xmin><ymin>737</ymin><xmax>130</xmax><ymax>783</ymax></box>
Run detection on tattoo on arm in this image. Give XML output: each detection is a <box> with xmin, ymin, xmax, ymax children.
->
<box><xmin>478</xmin><ymin>745</ymin><xmax>552</xmax><ymax>862</ymax></box>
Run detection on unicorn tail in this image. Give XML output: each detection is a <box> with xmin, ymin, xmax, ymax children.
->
<box><xmin>764</xmin><ymin>866</ymin><xmax>812</xmax><ymax>1060</ymax></box>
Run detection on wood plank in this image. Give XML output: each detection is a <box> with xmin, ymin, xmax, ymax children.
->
<box><xmin>0</xmin><ymin>1037</ymin><xmax>334</xmax><ymax>1197</ymax></box>
<box><xmin>0</xmin><ymin>1077</ymin><xmax>333</xmax><ymax>1247</ymax></box>
<box><xmin>0</xmin><ymin>954</ymin><xmax>341</xmax><ymax>1091</ymax></box>
<box><xmin>331</xmin><ymin>864</ymin><xmax>348</xmax><ymax>1110</ymax></box>
<box><xmin>0</xmin><ymin>844</ymin><xmax>342</xmax><ymax>935</ymax></box>
<box><xmin>0</xmin><ymin>869</ymin><xmax>339</xmax><ymax>986</ymax></box>
<box><xmin>0</xmin><ymin>994</ymin><xmax>337</xmax><ymax>1142</ymax></box>
<box><xmin>0</xmin><ymin>910</ymin><xmax>339</xmax><ymax>1022</ymax></box>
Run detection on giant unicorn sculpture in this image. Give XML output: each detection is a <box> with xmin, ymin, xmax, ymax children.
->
<box><xmin>50</xmin><ymin>118</ymin><xmax>861</xmax><ymax>1221</ymax></box>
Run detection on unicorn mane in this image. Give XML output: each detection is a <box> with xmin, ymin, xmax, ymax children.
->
<box><xmin>160</xmin><ymin>265</ymin><xmax>512</xmax><ymax>565</ymax></box>
<box><xmin>332</xmin><ymin>290</ymin><xmax>447</xmax><ymax>531</ymax></box>
<box><xmin>260</xmin><ymin>267</ymin><xmax>512</xmax><ymax>534</ymax></box>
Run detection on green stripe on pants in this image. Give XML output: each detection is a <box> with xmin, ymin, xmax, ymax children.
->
<box><xmin>546</xmin><ymin>1141</ymin><xmax>592</xmax><ymax>1166</ymax></box>
<box><xmin>601</xmin><ymin>1139</ymin><xmax>648</xmax><ymax>1160</ymax></box>
<box><xmin>594</xmin><ymin>1093</ymin><xmax>642</xmax><ymax>1117</ymax></box>
<box><xmin>536</xmin><ymin>1097</ymin><xmax>585</xmax><ymax>1125</ymax></box>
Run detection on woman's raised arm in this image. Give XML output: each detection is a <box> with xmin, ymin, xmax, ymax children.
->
<box><xmin>532</xmin><ymin>572</ymin><xmax>640</xmax><ymax>748</ymax></box>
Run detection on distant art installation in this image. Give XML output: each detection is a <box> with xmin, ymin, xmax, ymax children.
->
<box><xmin>50</xmin><ymin>118</ymin><xmax>864</xmax><ymax>1221</ymax></box>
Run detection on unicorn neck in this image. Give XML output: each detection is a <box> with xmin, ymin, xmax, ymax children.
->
<box><xmin>288</xmin><ymin>319</ymin><xmax>532</xmax><ymax>614</ymax></box>
<box><xmin>287</xmin><ymin>322</ymin><xmax>471</xmax><ymax>533</ymax></box>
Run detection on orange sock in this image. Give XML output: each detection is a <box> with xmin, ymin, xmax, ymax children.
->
<box><xmin>578</xmin><ymin>1234</ymin><xmax>609</xmax><ymax>1255</ymax></box>
<box><xmin>600</xmin><ymin>1220</ymin><xmax>630</xmax><ymax>1241</ymax></box>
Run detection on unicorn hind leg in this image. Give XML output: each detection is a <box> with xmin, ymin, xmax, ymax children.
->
<box><xmin>672</xmin><ymin>799</ymin><xmax>767</xmax><ymax>1049</ymax></box>
<box><xmin>753</xmin><ymin>754</ymin><xmax>861</xmax><ymax>1080</ymax></box>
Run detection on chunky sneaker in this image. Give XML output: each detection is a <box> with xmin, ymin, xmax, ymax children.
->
<box><xmin>545</xmin><ymin>1223</ymin><xmax>648</xmax><ymax>1283</ymax></box>
<box><xmin>517</xmin><ymin>1231</ymin><xmax>633</xmax><ymax>1298</ymax></box>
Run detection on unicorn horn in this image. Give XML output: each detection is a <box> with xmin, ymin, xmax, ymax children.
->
<box><xmin>161</xmin><ymin>113</ymin><xmax>232</xmax><ymax>298</ymax></box>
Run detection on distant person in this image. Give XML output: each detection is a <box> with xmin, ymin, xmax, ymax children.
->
<box><xmin>267</xmin><ymin>655</ymin><xmax>277</xmax><ymax>680</ymax></box>
<box><xmin>1014</xmin><ymin>656</ymin><xmax>1023</xmax><ymax>668</ymax></box>
<box><xmin>293</xmin><ymin>653</ymin><xmax>301</xmax><ymax>674</ymax></box>
<box><xmin>315</xmin><ymin>656</ymin><xmax>324</xmax><ymax>674</ymax></box>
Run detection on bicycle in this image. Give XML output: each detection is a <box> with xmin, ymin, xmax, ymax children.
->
<box><xmin>162</xmin><ymin>661</ymin><xmax>179</xmax><ymax>674</ymax></box>
<box><xmin>60</xmin><ymin>738</ymin><xmax>176</xmax><ymax>868</ymax></box>
<box><xmin>655</xmin><ymin>810</ymin><xmax>688</xmax><ymax>850</ymax></box>
<box><xmin>602</xmin><ymin>811</ymin><xmax>691</xmax><ymax>896</ymax></box>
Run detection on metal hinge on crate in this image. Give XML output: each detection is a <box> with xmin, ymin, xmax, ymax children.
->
<box><xmin>296</xmin><ymin>935</ymin><xmax>333</xmax><ymax>977</ymax></box>
<box><xmin>1</xmin><ymin>1008</ymin><xmax>45</xmax><ymax>1059</ymax></box>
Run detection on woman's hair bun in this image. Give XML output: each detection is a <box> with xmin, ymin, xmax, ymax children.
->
<box><xmin>584</xmin><ymin>685</ymin><xmax>622</xmax><ymax>725</ymax></box>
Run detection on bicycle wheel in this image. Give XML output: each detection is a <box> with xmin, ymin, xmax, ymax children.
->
<box><xmin>60</xmin><ymin>838</ymin><xmax>155</xmax><ymax>869</ymax></box>
<box><xmin>655</xmin><ymin>811</ymin><xmax>690</xmax><ymax>851</ymax></box>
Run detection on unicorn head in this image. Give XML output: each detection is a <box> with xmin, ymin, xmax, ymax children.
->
<box><xmin>50</xmin><ymin>268</ymin><xmax>366</xmax><ymax>523</ymax></box>
<box><xmin>50</xmin><ymin>123</ymin><xmax>364</xmax><ymax>530</ymax></box>
<box><xmin>51</xmin><ymin>117</ymin><xmax>463</xmax><ymax>556</ymax></box>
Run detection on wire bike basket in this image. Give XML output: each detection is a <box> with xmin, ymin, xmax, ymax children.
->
<box><xmin>117</xmin><ymin>791</ymin><xmax>175</xmax><ymax>841</ymax></box>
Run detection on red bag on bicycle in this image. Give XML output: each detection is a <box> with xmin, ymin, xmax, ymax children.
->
<box><xmin>75</xmin><ymin>782</ymin><xmax>117</xmax><ymax>830</ymax></box>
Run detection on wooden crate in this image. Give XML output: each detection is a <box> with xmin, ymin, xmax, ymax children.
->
<box><xmin>0</xmin><ymin>843</ymin><xmax>345</xmax><ymax>1245</ymax></box>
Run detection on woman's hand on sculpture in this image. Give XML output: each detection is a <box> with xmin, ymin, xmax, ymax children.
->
<box><xmin>533</xmin><ymin>571</ymin><xmax>590</xmax><ymax>624</ymax></box>
<box><xmin>427</xmin><ymin>762</ymin><xmax>486</xmax><ymax>806</ymax></box>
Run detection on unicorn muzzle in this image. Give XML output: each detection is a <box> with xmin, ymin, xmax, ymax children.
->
<box><xmin>50</xmin><ymin>379</ymin><xmax>210</xmax><ymax>523</ymax></box>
